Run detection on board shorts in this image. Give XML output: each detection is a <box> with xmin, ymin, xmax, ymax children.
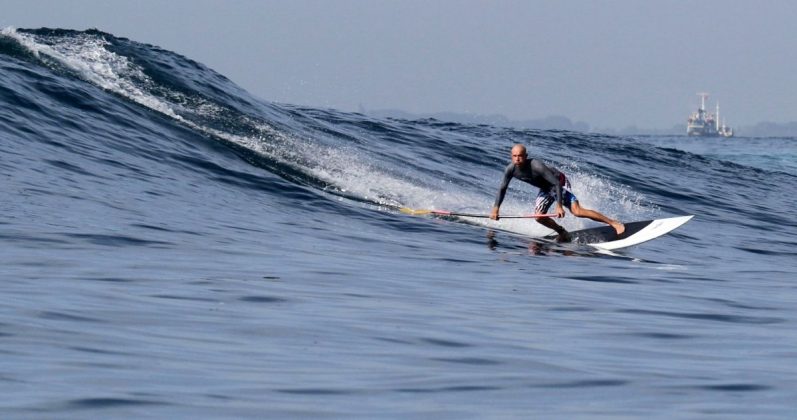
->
<box><xmin>534</xmin><ymin>173</ymin><xmax>578</xmax><ymax>214</ymax></box>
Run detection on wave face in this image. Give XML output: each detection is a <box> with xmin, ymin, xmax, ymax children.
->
<box><xmin>2</xmin><ymin>28</ymin><xmax>797</xmax><ymax>417</ymax></box>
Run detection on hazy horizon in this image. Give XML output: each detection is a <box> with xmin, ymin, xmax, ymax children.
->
<box><xmin>3</xmin><ymin>0</ymin><xmax>795</xmax><ymax>130</ymax></box>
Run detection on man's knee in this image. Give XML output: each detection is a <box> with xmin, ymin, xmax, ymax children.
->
<box><xmin>570</xmin><ymin>203</ymin><xmax>584</xmax><ymax>216</ymax></box>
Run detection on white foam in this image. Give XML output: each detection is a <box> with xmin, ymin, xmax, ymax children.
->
<box><xmin>2</xmin><ymin>28</ymin><xmax>435</xmax><ymax>209</ymax></box>
<box><xmin>3</xmin><ymin>28</ymin><xmax>183</xmax><ymax>120</ymax></box>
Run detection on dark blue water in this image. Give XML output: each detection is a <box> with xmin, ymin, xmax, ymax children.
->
<box><xmin>2</xmin><ymin>28</ymin><xmax>797</xmax><ymax>418</ymax></box>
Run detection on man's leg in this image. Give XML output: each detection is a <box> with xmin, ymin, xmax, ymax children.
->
<box><xmin>570</xmin><ymin>201</ymin><xmax>625</xmax><ymax>235</ymax></box>
<box><xmin>534</xmin><ymin>190</ymin><xmax>571</xmax><ymax>242</ymax></box>
<box><xmin>536</xmin><ymin>217</ymin><xmax>571</xmax><ymax>242</ymax></box>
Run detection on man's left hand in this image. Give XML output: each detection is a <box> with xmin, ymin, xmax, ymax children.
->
<box><xmin>555</xmin><ymin>204</ymin><xmax>566</xmax><ymax>218</ymax></box>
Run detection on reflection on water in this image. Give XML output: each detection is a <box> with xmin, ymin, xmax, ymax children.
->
<box><xmin>486</xmin><ymin>230</ymin><xmax>575</xmax><ymax>256</ymax></box>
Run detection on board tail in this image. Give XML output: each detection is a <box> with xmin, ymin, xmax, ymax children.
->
<box><xmin>589</xmin><ymin>215</ymin><xmax>693</xmax><ymax>250</ymax></box>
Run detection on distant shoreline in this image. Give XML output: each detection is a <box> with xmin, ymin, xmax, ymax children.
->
<box><xmin>363</xmin><ymin>108</ymin><xmax>797</xmax><ymax>138</ymax></box>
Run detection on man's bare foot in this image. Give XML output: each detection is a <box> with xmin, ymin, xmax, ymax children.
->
<box><xmin>611</xmin><ymin>221</ymin><xmax>625</xmax><ymax>236</ymax></box>
<box><xmin>556</xmin><ymin>231</ymin><xmax>572</xmax><ymax>243</ymax></box>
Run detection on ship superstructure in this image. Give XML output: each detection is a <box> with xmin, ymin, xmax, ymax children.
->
<box><xmin>687</xmin><ymin>93</ymin><xmax>733</xmax><ymax>137</ymax></box>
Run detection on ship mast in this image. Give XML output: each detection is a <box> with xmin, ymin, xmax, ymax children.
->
<box><xmin>697</xmin><ymin>92</ymin><xmax>709</xmax><ymax>112</ymax></box>
<box><xmin>716</xmin><ymin>102</ymin><xmax>720</xmax><ymax>131</ymax></box>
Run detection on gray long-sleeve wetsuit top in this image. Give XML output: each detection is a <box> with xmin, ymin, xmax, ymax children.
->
<box><xmin>493</xmin><ymin>159</ymin><xmax>563</xmax><ymax>208</ymax></box>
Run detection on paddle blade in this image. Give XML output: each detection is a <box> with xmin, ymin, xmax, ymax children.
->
<box><xmin>399</xmin><ymin>207</ymin><xmax>433</xmax><ymax>215</ymax></box>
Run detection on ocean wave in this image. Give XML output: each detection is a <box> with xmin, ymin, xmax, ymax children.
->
<box><xmin>2</xmin><ymin>27</ymin><xmax>793</xmax><ymax>237</ymax></box>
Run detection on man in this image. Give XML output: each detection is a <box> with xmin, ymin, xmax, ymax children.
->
<box><xmin>490</xmin><ymin>144</ymin><xmax>624</xmax><ymax>242</ymax></box>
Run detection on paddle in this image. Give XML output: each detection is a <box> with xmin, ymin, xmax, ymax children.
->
<box><xmin>400</xmin><ymin>207</ymin><xmax>558</xmax><ymax>219</ymax></box>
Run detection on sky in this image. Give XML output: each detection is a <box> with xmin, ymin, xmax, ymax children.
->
<box><xmin>2</xmin><ymin>0</ymin><xmax>795</xmax><ymax>129</ymax></box>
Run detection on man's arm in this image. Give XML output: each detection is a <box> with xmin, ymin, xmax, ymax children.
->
<box><xmin>491</xmin><ymin>164</ymin><xmax>514</xmax><ymax>220</ymax></box>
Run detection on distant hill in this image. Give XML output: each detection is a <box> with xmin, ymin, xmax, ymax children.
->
<box><xmin>596</xmin><ymin>125</ymin><xmax>683</xmax><ymax>136</ymax></box>
<box><xmin>365</xmin><ymin>109</ymin><xmax>590</xmax><ymax>132</ymax></box>
<box><xmin>736</xmin><ymin>121</ymin><xmax>797</xmax><ymax>137</ymax></box>
<box><xmin>603</xmin><ymin>121</ymin><xmax>797</xmax><ymax>137</ymax></box>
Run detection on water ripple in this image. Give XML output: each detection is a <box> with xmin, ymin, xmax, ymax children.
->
<box><xmin>619</xmin><ymin>309</ymin><xmax>784</xmax><ymax>325</ymax></box>
<box><xmin>65</xmin><ymin>397</ymin><xmax>167</xmax><ymax>409</ymax></box>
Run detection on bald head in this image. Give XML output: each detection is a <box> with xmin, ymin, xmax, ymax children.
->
<box><xmin>511</xmin><ymin>144</ymin><xmax>527</xmax><ymax>166</ymax></box>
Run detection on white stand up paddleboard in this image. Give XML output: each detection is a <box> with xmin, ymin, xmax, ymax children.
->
<box><xmin>545</xmin><ymin>215</ymin><xmax>694</xmax><ymax>250</ymax></box>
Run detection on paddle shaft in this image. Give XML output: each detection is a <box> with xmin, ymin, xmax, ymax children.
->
<box><xmin>431</xmin><ymin>210</ymin><xmax>558</xmax><ymax>219</ymax></box>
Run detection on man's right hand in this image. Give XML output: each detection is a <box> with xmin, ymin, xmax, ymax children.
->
<box><xmin>490</xmin><ymin>206</ymin><xmax>500</xmax><ymax>220</ymax></box>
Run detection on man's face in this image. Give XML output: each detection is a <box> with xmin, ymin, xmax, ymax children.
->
<box><xmin>511</xmin><ymin>148</ymin><xmax>527</xmax><ymax>166</ymax></box>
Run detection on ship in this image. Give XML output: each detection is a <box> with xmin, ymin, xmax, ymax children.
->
<box><xmin>687</xmin><ymin>93</ymin><xmax>733</xmax><ymax>137</ymax></box>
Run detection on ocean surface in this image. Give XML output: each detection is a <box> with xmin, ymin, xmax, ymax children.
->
<box><xmin>2</xmin><ymin>28</ymin><xmax>797</xmax><ymax>418</ymax></box>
